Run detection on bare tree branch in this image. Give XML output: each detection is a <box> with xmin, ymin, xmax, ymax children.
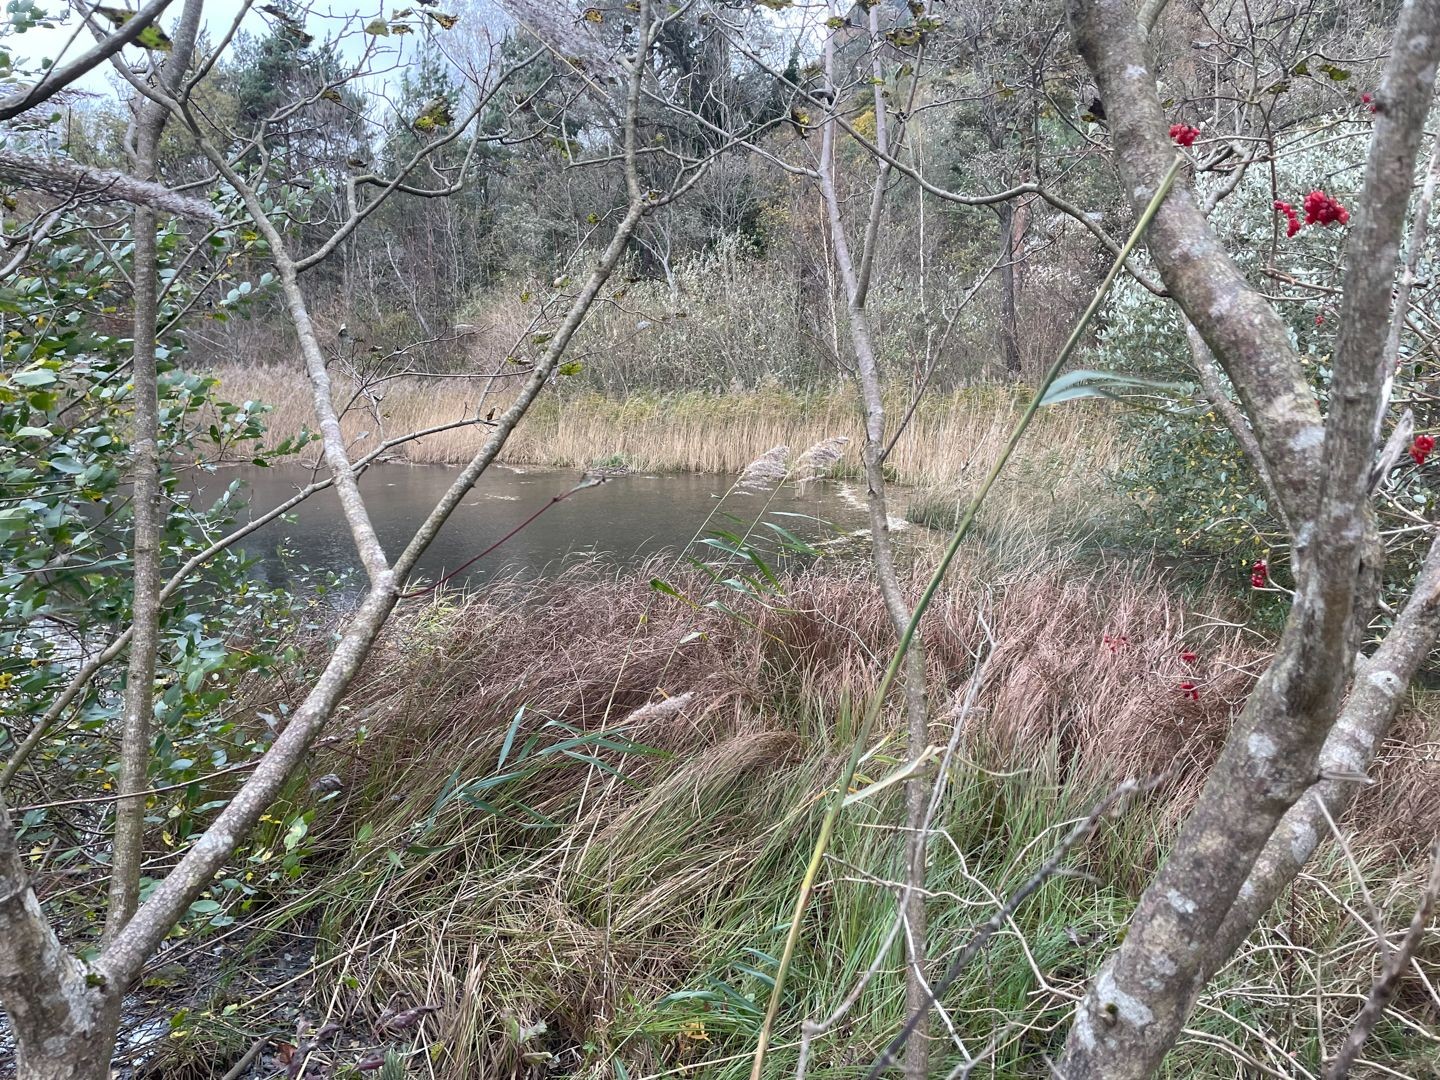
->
<box><xmin>1202</xmin><ymin>523</ymin><xmax>1440</xmax><ymax>977</ymax></box>
<box><xmin>0</xmin><ymin>150</ymin><xmax>224</xmax><ymax>224</ymax></box>
<box><xmin>1187</xmin><ymin>323</ymin><xmax>1291</xmax><ymax>535</ymax></box>
<box><xmin>0</xmin><ymin>0</ymin><xmax>176</xmax><ymax>122</ymax></box>
<box><xmin>866</xmin><ymin>775</ymin><xmax>1167</xmax><ymax>1080</ymax></box>
<box><xmin>93</xmin><ymin>0</ymin><xmax>664</xmax><ymax>993</ymax></box>
<box><xmin>1324</xmin><ymin>835</ymin><xmax>1440</xmax><ymax>1079</ymax></box>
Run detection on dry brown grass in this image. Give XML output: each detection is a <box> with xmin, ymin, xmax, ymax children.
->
<box><xmin>259</xmin><ymin>554</ymin><xmax>1440</xmax><ymax>1079</ymax></box>
<box><xmin>209</xmin><ymin>364</ymin><xmax>1122</xmax><ymax>488</ymax></box>
<box><xmin>324</xmin><ymin>551</ymin><xmax>1440</xmax><ymax>887</ymax></box>
<box><xmin>339</xmin><ymin>554</ymin><xmax>1258</xmax><ymax>807</ymax></box>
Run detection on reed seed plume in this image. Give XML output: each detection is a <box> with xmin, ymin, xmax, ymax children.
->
<box><xmin>735</xmin><ymin>445</ymin><xmax>790</xmax><ymax>493</ymax></box>
<box><xmin>793</xmin><ymin>435</ymin><xmax>849</xmax><ymax>486</ymax></box>
<box><xmin>620</xmin><ymin>691</ymin><xmax>695</xmax><ymax>726</ymax></box>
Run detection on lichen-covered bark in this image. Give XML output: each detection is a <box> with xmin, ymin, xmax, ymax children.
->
<box><xmin>105</xmin><ymin>0</ymin><xmax>206</xmax><ymax>946</ymax></box>
<box><xmin>1203</xmin><ymin>529</ymin><xmax>1440</xmax><ymax>976</ymax></box>
<box><xmin>1060</xmin><ymin>0</ymin><xmax>1440</xmax><ymax>1076</ymax></box>
<box><xmin>0</xmin><ymin>800</ymin><xmax>114</xmax><ymax>1079</ymax></box>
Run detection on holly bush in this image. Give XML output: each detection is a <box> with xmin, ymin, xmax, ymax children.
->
<box><xmin>0</xmin><ymin>209</ymin><xmax>322</xmax><ymax>942</ymax></box>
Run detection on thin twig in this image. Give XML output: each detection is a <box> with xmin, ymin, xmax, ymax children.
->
<box><xmin>864</xmin><ymin>774</ymin><xmax>1168</xmax><ymax>1079</ymax></box>
<box><xmin>1324</xmin><ymin>835</ymin><xmax>1440</xmax><ymax>1079</ymax></box>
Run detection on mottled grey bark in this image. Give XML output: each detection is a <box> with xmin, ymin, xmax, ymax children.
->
<box><xmin>0</xmin><ymin>798</ymin><xmax>114</xmax><ymax>1079</ymax></box>
<box><xmin>1203</xmin><ymin>527</ymin><xmax>1440</xmax><ymax>975</ymax></box>
<box><xmin>105</xmin><ymin>0</ymin><xmax>206</xmax><ymax>946</ymax></box>
<box><xmin>0</xmin><ymin>151</ymin><xmax>223</xmax><ymax>224</ymax></box>
<box><xmin>1059</xmin><ymin>0</ymin><xmax>1440</xmax><ymax>1076</ymax></box>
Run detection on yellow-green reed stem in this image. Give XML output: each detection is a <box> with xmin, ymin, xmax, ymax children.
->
<box><xmin>748</xmin><ymin>157</ymin><xmax>1183</xmax><ymax>1080</ymax></box>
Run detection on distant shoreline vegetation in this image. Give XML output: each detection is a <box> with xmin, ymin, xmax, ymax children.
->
<box><xmin>211</xmin><ymin>368</ymin><xmax>1120</xmax><ymax>486</ymax></box>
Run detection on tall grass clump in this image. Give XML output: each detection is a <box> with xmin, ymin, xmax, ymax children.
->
<box><xmin>230</xmin><ymin>556</ymin><xmax>1439</xmax><ymax>1079</ymax></box>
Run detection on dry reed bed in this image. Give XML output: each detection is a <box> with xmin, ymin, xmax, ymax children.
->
<box><xmin>210</xmin><ymin>364</ymin><xmax>1120</xmax><ymax>488</ymax></box>
<box><xmin>338</xmin><ymin>557</ymin><xmax>1261</xmax><ymax>814</ymax></box>
<box><xmin>270</xmin><ymin>556</ymin><xmax>1440</xmax><ymax>1078</ymax></box>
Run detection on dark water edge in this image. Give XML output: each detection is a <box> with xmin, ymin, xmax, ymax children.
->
<box><xmin>207</xmin><ymin>463</ymin><xmax>879</xmax><ymax>595</ymax></box>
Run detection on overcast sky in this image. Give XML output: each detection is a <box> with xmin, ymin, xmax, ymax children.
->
<box><xmin>4</xmin><ymin>1</ymin><xmax>460</xmax><ymax>104</ymax></box>
<box><xmin>4</xmin><ymin>0</ymin><xmax>813</xmax><ymax>115</ymax></box>
<box><xmin>11</xmin><ymin>0</ymin><xmax>260</xmax><ymax>95</ymax></box>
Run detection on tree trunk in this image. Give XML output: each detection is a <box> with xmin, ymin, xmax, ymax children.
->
<box><xmin>1</xmin><ymin>799</ymin><xmax>120</xmax><ymax>1079</ymax></box>
<box><xmin>104</xmin><ymin>0</ymin><xmax>206</xmax><ymax>946</ymax></box>
<box><xmin>817</xmin><ymin>12</ymin><xmax>932</xmax><ymax>1074</ymax></box>
<box><xmin>996</xmin><ymin>201</ymin><xmax>1021</xmax><ymax>375</ymax></box>
<box><xmin>1059</xmin><ymin>0</ymin><xmax>1440</xmax><ymax>1075</ymax></box>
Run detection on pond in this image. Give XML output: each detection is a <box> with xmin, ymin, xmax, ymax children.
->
<box><xmin>214</xmin><ymin>463</ymin><xmax>888</xmax><ymax>593</ymax></box>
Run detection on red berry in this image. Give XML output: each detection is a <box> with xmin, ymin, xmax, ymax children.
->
<box><xmin>1169</xmin><ymin>123</ymin><xmax>1200</xmax><ymax>147</ymax></box>
<box><xmin>1410</xmin><ymin>434</ymin><xmax>1436</xmax><ymax>466</ymax></box>
<box><xmin>1179</xmin><ymin>681</ymin><xmax>1199</xmax><ymax>700</ymax></box>
<box><xmin>1250</xmin><ymin>558</ymin><xmax>1269</xmax><ymax>589</ymax></box>
<box><xmin>1180</xmin><ymin>649</ymin><xmax>1198</xmax><ymax>664</ymax></box>
<box><xmin>1274</xmin><ymin>200</ymin><xmax>1302</xmax><ymax>237</ymax></box>
<box><xmin>1303</xmin><ymin>189</ymin><xmax>1349</xmax><ymax>227</ymax></box>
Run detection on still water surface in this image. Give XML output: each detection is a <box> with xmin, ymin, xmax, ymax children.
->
<box><xmin>220</xmin><ymin>464</ymin><xmax>875</xmax><ymax>591</ymax></box>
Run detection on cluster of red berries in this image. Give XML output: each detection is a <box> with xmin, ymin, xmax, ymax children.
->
<box><xmin>1250</xmin><ymin>558</ymin><xmax>1268</xmax><ymax>589</ymax></box>
<box><xmin>1303</xmin><ymin>189</ymin><xmax>1350</xmax><ymax>226</ymax></box>
<box><xmin>1274</xmin><ymin>190</ymin><xmax>1350</xmax><ymax>236</ymax></box>
<box><xmin>1273</xmin><ymin>200</ymin><xmax>1302</xmax><ymax>237</ymax></box>
<box><xmin>1411</xmin><ymin>434</ymin><xmax>1436</xmax><ymax>466</ymax></box>
<box><xmin>1169</xmin><ymin>122</ymin><xmax>1200</xmax><ymax>147</ymax></box>
<box><xmin>1361</xmin><ymin>92</ymin><xmax>1377</xmax><ymax>113</ymax></box>
<box><xmin>1178</xmin><ymin>647</ymin><xmax>1201</xmax><ymax>699</ymax></box>
<box><xmin>1106</xmin><ymin>637</ymin><xmax>1205</xmax><ymax>699</ymax></box>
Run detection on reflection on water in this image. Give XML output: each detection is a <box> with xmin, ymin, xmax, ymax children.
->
<box><xmin>211</xmin><ymin>464</ymin><xmax>874</xmax><ymax>592</ymax></box>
